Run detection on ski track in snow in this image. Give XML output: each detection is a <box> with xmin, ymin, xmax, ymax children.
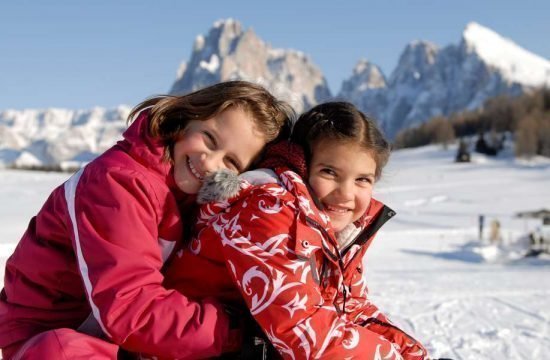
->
<box><xmin>1</xmin><ymin>145</ymin><xmax>549</xmax><ymax>359</ymax></box>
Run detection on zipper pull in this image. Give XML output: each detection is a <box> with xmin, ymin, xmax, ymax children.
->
<box><xmin>342</xmin><ymin>285</ymin><xmax>347</xmax><ymax>313</ymax></box>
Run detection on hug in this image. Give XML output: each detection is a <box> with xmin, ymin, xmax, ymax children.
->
<box><xmin>0</xmin><ymin>81</ymin><xmax>428</xmax><ymax>359</ymax></box>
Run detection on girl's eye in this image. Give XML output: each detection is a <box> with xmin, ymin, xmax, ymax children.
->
<box><xmin>320</xmin><ymin>168</ymin><xmax>336</xmax><ymax>176</ymax></box>
<box><xmin>357</xmin><ymin>177</ymin><xmax>374</xmax><ymax>186</ymax></box>
<box><xmin>203</xmin><ymin>131</ymin><xmax>216</xmax><ymax>149</ymax></box>
<box><xmin>225</xmin><ymin>157</ymin><xmax>241</xmax><ymax>173</ymax></box>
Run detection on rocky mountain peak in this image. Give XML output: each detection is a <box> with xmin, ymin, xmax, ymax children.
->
<box><xmin>340</xmin><ymin>60</ymin><xmax>386</xmax><ymax>101</ymax></box>
<box><xmin>170</xmin><ymin>18</ymin><xmax>330</xmax><ymax>112</ymax></box>
<box><xmin>340</xmin><ymin>22</ymin><xmax>550</xmax><ymax>138</ymax></box>
<box><xmin>353</xmin><ymin>60</ymin><xmax>387</xmax><ymax>89</ymax></box>
<box><xmin>461</xmin><ymin>22</ymin><xmax>505</xmax><ymax>52</ymax></box>
<box><xmin>389</xmin><ymin>41</ymin><xmax>438</xmax><ymax>86</ymax></box>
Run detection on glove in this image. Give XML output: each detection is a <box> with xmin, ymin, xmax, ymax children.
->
<box><xmin>220</xmin><ymin>304</ymin><xmax>280</xmax><ymax>360</ymax></box>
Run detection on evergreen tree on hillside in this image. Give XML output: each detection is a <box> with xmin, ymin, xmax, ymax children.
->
<box><xmin>432</xmin><ymin>117</ymin><xmax>455</xmax><ymax>149</ymax></box>
<box><xmin>515</xmin><ymin>115</ymin><xmax>538</xmax><ymax>157</ymax></box>
<box><xmin>394</xmin><ymin>88</ymin><xmax>550</xmax><ymax>159</ymax></box>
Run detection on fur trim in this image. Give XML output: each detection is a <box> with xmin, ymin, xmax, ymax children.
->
<box><xmin>197</xmin><ymin>169</ymin><xmax>241</xmax><ymax>204</ymax></box>
<box><xmin>240</xmin><ymin>169</ymin><xmax>279</xmax><ymax>186</ymax></box>
<box><xmin>336</xmin><ymin>223</ymin><xmax>362</xmax><ymax>251</ymax></box>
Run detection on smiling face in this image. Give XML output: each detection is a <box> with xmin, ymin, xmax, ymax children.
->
<box><xmin>172</xmin><ymin>106</ymin><xmax>266</xmax><ymax>194</ymax></box>
<box><xmin>308</xmin><ymin>139</ymin><xmax>377</xmax><ymax>233</ymax></box>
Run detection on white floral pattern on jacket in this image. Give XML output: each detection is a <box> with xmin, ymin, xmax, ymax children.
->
<box><xmin>170</xmin><ymin>167</ymin><xmax>428</xmax><ymax>359</ymax></box>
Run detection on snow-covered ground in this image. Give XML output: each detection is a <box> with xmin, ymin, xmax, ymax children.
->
<box><xmin>1</xmin><ymin>144</ymin><xmax>549</xmax><ymax>359</ymax></box>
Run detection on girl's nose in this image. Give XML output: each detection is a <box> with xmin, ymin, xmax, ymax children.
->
<box><xmin>336</xmin><ymin>181</ymin><xmax>354</xmax><ymax>200</ymax></box>
<box><xmin>200</xmin><ymin>152</ymin><xmax>224</xmax><ymax>174</ymax></box>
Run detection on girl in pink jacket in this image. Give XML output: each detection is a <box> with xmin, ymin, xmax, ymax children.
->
<box><xmin>165</xmin><ymin>102</ymin><xmax>429</xmax><ymax>359</ymax></box>
<box><xmin>0</xmin><ymin>81</ymin><xmax>293</xmax><ymax>359</ymax></box>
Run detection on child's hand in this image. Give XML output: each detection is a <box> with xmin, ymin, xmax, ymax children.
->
<box><xmin>223</xmin><ymin>304</ymin><xmax>279</xmax><ymax>359</ymax></box>
<box><xmin>215</xmin><ymin>302</ymin><xmax>242</xmax><ymax>354</ymax></box>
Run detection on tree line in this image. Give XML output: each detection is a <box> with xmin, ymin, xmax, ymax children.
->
<box><xmin>393</xmin><ymin>87</ymin><xmax>550</xmax><ymax>158</ymax></box>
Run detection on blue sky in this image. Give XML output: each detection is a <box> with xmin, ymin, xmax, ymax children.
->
<box><xmin>1</xmin><ymin>0</ymin><xmax>548</xmax><ymax>110</ymax></box>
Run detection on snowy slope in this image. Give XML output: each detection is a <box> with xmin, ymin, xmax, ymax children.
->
<box><xmin>370</xmin><ymin>146</ymin><xmax>550</xmax><ymax>359</ymax></box>
<box><xmin>0</xmin><ymin>143</ymin><xmax>549</xmax><ymax>359</ymax></box>
<box><xmin>462</xmin><ymin>22</ymin><xmax>550</xmax><ymax>87</ymax></box>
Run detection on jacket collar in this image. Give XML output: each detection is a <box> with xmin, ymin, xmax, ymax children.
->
<box><xmin>273</xmin><ymin>166</ymin><xmax>394</xmax><ymax>258</ymax></box>
<box><xmin>345</xmin><ymin>202</ymin><xmax>395</xmax><ymax>254</ymax></box>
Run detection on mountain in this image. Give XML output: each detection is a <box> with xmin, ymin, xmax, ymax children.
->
<box><xmin>340</xmin><ymin>22</ymin><xmax>550</xmax><ymax>138</ymax></box>
<box><xmin>169</xmin><ymin>19</ymin><xmax>331</xmax><ymax>112</ymax></box>
<box><xmin>339</xmin><ymin>59</ymin><xmax>388</xmax><ymax>119</ymax></box>
<box><xmin>2</xmin><ymin>20</ymin><xmax>549</xmax><ymax>169</ymax></box>
<box><xmin>0</xmin><ymin>107</ymin><xmax>130</xmax><ymax>169</ymax></box>
<box><xmin>0</xmin><ymin>19</ymin><xmax>332</xmax><ymax>169</ymax></box>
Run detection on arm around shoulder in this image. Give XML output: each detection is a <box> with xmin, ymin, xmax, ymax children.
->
<box><xmin>68</xmin><ymin>166</ymin><xmax>233</xmax><ymax>358</ymax></box>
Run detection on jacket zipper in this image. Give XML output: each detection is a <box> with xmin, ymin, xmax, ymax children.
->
<box><xmin>304</xmin><ymin>216</ymin><xmax>348</xmax><ymax>314</ymax></box>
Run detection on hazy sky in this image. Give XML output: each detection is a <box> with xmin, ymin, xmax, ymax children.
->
<box><xmin>1</xmin><ymin>0</ymin><xmax>548</xmax><ymax>110</ymax></box>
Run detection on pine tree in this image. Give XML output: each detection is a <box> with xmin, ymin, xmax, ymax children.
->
<box><xmin>515</xmin><ymin>115</ymin><xmax>538</xmax><ymax>157</ymax></box>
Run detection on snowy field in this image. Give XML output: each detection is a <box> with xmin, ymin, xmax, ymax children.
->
<box><xmin>1</xmin><ymin>144</ymin><xmax>549</xmax><ymax>359</ymax></box>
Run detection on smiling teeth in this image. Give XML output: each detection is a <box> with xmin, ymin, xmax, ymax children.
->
<box><xmin>188</xmin><ymin>158</ymin><xmax>204</xmax><ymax>180</ymax></box>
<box><xmin>326</xmin><ymin>205</ymin><xmax>348</xmax><ymax>213</ymax></box>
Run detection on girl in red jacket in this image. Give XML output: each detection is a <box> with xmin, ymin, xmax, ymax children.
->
<box><xmin>0</xmin><ymin>81</ymin><xmax>293</xmax><ymax>359</ymax></box>
<box><xmin>165</xmin><ymin>102</ymin><xmax>429</xmax><ymax>359</ymax></box>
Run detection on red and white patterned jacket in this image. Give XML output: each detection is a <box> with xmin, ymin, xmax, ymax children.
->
<box><xmin>164</xmin><ymin>166</ymin><xmax>428</xmax><ymax>359</ymax></box>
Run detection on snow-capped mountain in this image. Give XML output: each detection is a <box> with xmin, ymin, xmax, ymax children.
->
<box><xmin>0</xmin><ymin>107</ymin><xmax>130</xmax><ymax>169</ymax></box>
<box><xmin>462</xmin><ymin>22</ymin><xmax>550</xmax><ymax>87</ymax></box>
<box><xmin>2</xmin><ymin>20</ymin><xmax>549</xmax><ymax>169</ymax></box>
<box><xmin>169</xmin><ymin>19</ymin><xmax>331</xmax><ymax>112</ymax></box>
<box><xmin>340</xmin><ymin>22</ymin><xmax>550</xmax><ymax>138</ymax></box>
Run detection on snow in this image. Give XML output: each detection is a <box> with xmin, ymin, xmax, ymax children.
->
<box><xmin>14</xmin><ymin>151</ymin><xmax>41</xmax><ymax>167</ymax></box>
<box><xmin>0</xmin><ymin>107</ymin><xmax>130</xmax><ymax>168</ymax></box>
<box><xmin>213</xmin><ymin>17</ymin><xmax>238</xmax><ymax>29</ymax></box>
<box><xmin>193</xmin><ymin>34</ymin><xmax>205</xmax><ymax>53</ymax></box>
<box><xmin>462</xmin><ymin>22</ymin><xmax>550</xmax><ymax>87</ymax></box>
<box><xmin>199</xmin><ymin>54</ymin><xmax>220</xmax><ymax>73</ymax></box>
<box><xmin>1</xmin><ymin>144</ymin><xmax>549</xmax><ymax>359</ymax></box>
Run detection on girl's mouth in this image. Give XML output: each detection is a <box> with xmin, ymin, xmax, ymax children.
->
<box><xmin>187</xmin><ymin>157</ymin><xmax>204</xmax><ymax>180</ymax></box>
<box><xmin>324</xmin><ymin>204</ymin><xmax>351</xmax><ymax>214</ymax></box>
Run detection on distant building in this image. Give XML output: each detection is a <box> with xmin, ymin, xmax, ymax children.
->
<box><xmin>516</xmin><ymin>209</ymin><xmax>550</xmax><ymax>254</ymax></box>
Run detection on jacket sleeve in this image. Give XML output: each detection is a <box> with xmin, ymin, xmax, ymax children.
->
<box><xmin>347</xmin><ymin>287</ymin><xmax>428</xmax><ymax>360</ymax></box>
<box><xmin>198</xmin><ymin>186</ymin><xmax>406</xmax><ymax>360</ymax></box>
<box><xmin>66</xmin><ymin>167</ymin><xmax>233</xmax><ymax>359</ymax></box>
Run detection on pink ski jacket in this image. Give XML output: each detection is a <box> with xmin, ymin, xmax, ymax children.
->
<box><xmin>164</xmin><ymin>164</ymin><xmax>428</xmax><ymax>359</ymax></box>
<box><xmin>0</xmin><ymin>112</ymin><xmax>234</xmax><ymax>359</ymax></box>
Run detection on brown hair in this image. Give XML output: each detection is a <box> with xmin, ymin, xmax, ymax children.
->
<box><xmin>128</xmin><ymin>81</ymin><xmax>294</xmax><ymax>161</ymax></box>
<box><xmin>290</xmin><ymin>101</ymin><xmax>390</xmax><ymax>180</ymax></box>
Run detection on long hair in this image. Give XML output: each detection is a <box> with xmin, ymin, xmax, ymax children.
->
<box><xmin>290</xmin><ymin>102</ymin><xmax>390</xmax><ymax>180</ymax></box>
<box><xmin>128</xmin><ymin>81</ymin><xmax>294</xmax><ymax>161</ymax></box>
